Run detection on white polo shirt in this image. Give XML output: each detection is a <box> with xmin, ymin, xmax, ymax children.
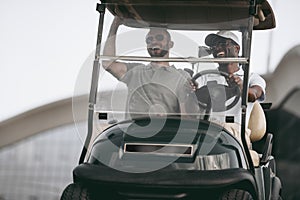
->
<box><xmin>196</xmin><ymin>68</ymin><xmax>266</xmax><ymax>127</ymax></box>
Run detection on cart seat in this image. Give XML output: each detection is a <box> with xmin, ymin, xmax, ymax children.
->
<box><xmin>248</xmin><ymin>101</ymin><xmax>267</xmax><ymax>166</ymax></box>
<box><xmin>222</xmin><ymin>101</ymin><xmax>266</xmax><ymax>166</ymax></box>
<box><xmin>248</xmin><ymin>101</ymin><xmax>267</xmax><ymax>142</ymax></box>
<box><xmin>221</xmin><ymin>122</ymin><xmax>259</xmax><ymax>166</ymax></box>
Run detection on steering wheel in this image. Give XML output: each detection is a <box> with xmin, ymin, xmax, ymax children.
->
<box><xmin>191</xmin><ymin>69</ymin><xmax>241</xmax><ymax>112</ymax></box>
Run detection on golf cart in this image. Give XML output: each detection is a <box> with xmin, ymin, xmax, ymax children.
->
<box><xmin>61</xmin><ymin>0</ymin><xmax>281</xmax><ymax>199</ymax></box>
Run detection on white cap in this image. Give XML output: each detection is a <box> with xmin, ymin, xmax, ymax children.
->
<box><xmin>205</xmin><ymin>31</ymin><xmax>239</xmax><ymax>47</ymax></box>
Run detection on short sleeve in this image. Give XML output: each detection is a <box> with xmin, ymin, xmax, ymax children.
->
<box><xmin>120</xmin><ymin>63</ymin><xmax>144</xmax><ymax>83</ymax></box>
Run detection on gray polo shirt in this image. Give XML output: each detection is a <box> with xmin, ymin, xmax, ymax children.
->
<box><xmin>120</xmin><ymin>63</ymin><xmax>198</xmax><ymax>115</ymax></box>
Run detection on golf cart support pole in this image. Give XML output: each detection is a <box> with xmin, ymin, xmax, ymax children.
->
<box><xmin>240</xmin><ymin>13</ymin><xmax>255</xmax><ymax>172</ymax></box>
<box><xmin>79</xmin><ymin>3</ymin><xmax>105</xmax><ymax>164</ymax></box>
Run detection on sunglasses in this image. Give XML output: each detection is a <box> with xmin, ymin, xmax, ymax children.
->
<box><xmin>211</xmin><ymin>40</ymin><xmax>236</xmax><ymax>50</ymax></box>
<box><xmin>146</xmin><ymin>34</ymin><xmax>165</xmax><ymax>44</ymax></box>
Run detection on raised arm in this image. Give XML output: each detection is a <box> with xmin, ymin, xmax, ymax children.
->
<box><xmin>102</xmin><ymin>17</ymin><xmax>127</xmax><ymax>79</ymax></box>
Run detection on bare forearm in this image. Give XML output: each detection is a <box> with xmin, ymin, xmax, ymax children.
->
<box><xmin>248</xmin><ymin>85</ymin><xmax>263</xmax><ymax>102</ymax></box>
<box><xmin>103</xmin><ymin>18</ymin><xmax>120</xmax><ymax>57</ymax></box>
<box><xmin>230</xmin><ymin>75</ymin><xmax>264</xmax><ymax>102</ymax></box>
<box><xmin>102</xmin><ymin>17</ymin><xmax>127</xmax><ymax>79</ymax></box>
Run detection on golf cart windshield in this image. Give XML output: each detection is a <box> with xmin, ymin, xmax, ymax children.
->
<box><xmin>91</xmin><ymin>0</ymin><xmax>275</xmax><ymax>129</ymax></box>
<box><xmin>97</xmin><ymin>29</ymin><xmax>246</xmax><ymax>120</ymax></box>
<box><xmin>95</xmin><ymin>1</ymin><xmax>256</xmax><ymax>128</ymax></box>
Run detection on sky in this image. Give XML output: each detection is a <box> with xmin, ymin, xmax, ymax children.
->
<box><xmin>0</xmin><ymin>0</ymin><xmax>299</xmax><ymax>122</ymax></box>
<box><xmin>0</xmin><ymin>0</ymin><xmax>99</xmax><ymax>121</ymax></box>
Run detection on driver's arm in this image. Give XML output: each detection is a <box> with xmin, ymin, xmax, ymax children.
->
<box><xmin>248</xmin><ymin>73</ymin><xmax>266</xmax><ymax>102</ymax></box>
<box><xmin>230</xmin><ymin>74</ymin><xmax>265</xmax><ymax>102</ymax></box>
<box><xmin>102</xmin><ymin>17</ymin><xmax>127</xmax><ymax>80</ymax></box>
<box><xmin>248</xmin><ymin>85</ymin><xmax>263</xmax><ymax>102</ymax></box>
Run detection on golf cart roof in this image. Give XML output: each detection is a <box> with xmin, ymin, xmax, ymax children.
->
<box><xmin>102</xmin><ymin>0</ymin><xmax>276</xmax><ymax>30</ymax></box>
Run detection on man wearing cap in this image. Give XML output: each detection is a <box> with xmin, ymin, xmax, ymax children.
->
<box><xmin>196</xmin><ymin>31</ymin><xmax>266</xmax><ymax>149</ymax></box>
<box><xmin>205</xmin><ymin>31</ymin><xmax>265</xmax><ymax>103</ymax></box>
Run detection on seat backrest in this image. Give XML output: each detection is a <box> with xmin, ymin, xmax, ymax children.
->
<box><xmin>248</xmin><ymin>101</ymin><xmax>267</xmax><ymax>142</ymax></box>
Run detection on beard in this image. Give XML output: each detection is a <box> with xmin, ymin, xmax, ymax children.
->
<box><xmin>218</xmin><ymin>64</ymin><xmax>229</xmax><ymax>73</ymax></box>
<box><xmin>147</xmin><ymin>48</ymin><xmax>169</xmax><ymax>57</ymax></box>
<box><xmin>213</xmin><ymin>46</ymin><xmax>237</xmax><ymax>72</ymax></box>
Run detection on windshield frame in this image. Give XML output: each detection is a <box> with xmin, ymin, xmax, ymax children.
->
<box><xmin>79</xmin><ymin>1</ymin><xmax>257</xmax><ymax>171</ymax></box>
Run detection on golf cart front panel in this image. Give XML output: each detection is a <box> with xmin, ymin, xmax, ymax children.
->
<box><xmin>88</xmin><ymin>117</ymin><xmax>248</xmax><ymax>171</ymax></box>
<box><xmin>74</xmin><ymin>117</ymin><xmax>258</xmax><ymax>199</ymax></box>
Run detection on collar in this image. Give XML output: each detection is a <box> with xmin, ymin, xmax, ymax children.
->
<box><xmin>148</xmin><ymin>63</ymin><xmax>176</xmax><ymax>72</ymax></box>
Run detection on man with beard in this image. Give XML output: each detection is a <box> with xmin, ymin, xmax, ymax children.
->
<box><xmin>102</xmin><ymin>17</ymin><xmax>199</xmax><ymax>118</ymax></box>
<box><xmin>195</xmin><ymin>31</ymin><xmax>266</xmax><ymax>152</ymax></box>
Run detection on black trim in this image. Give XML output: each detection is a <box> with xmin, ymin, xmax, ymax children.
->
<box><xmin>73</xmin><ymin>163</ymin><xmax>257</xmax><ymax>198</ymax></box>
